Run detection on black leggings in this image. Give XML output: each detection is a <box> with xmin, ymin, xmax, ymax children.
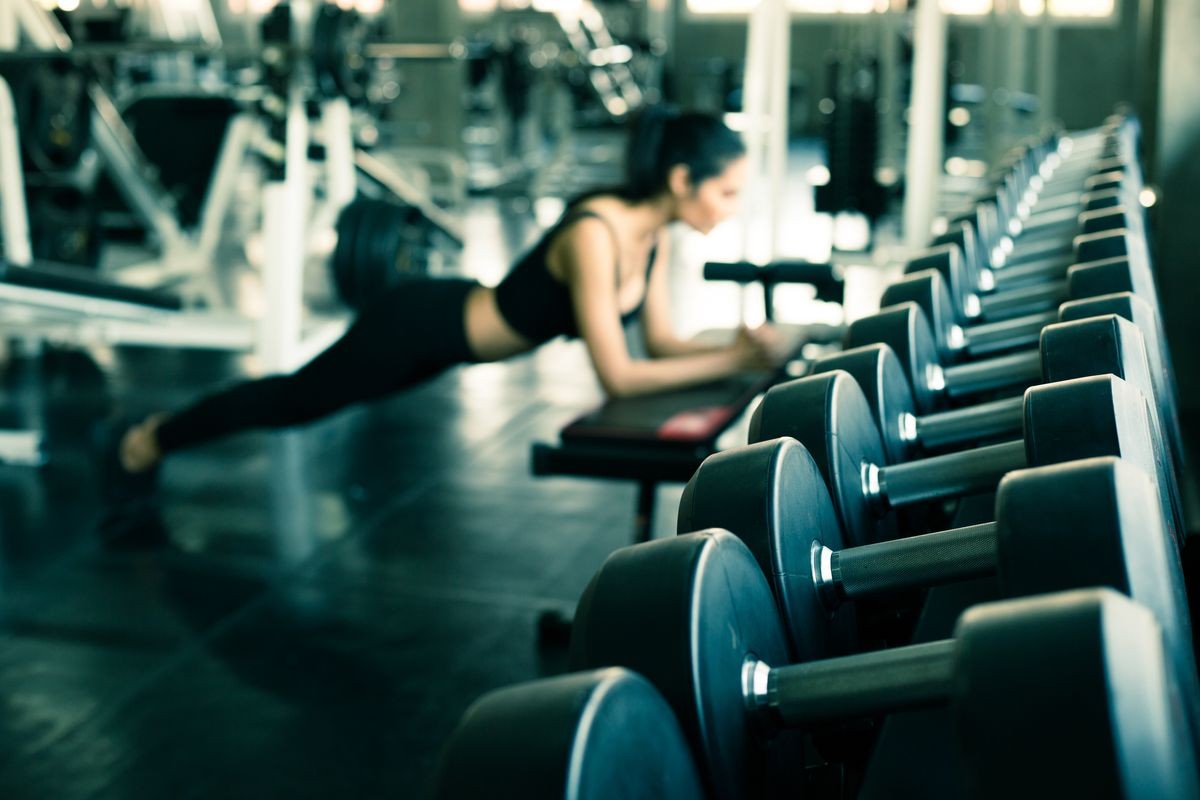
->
<box><xmin>155</xmin><ymin>277</ymin><xmax>480</xmax><ymax>454</ymax></box>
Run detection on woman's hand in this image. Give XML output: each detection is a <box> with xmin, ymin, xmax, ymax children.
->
<box><xmin>733</xmin><ymin>324</ymin><xmax>791</xmax><ymax>370</ymax></box>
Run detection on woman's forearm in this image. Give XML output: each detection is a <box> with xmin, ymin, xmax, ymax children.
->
<box><xmin>646</xmin><ymin>336</ymin><xmax>729</xmax><ymax>358</ymax></box>
<box><xmin>603</xmin><ymin>347</ymin><xmax>743</xmax><ymax>398</ymax></box>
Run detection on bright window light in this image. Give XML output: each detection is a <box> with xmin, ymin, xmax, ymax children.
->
<box><xmin>684</xmin><ymin>0</ymin><xmax>1113</xmax><ymax>15</ymax></box>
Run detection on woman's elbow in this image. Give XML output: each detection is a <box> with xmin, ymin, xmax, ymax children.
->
<box><xmin>597</xmin><ymin>368</ymin><xmax>637</xmax><ymax>399</ymax></box>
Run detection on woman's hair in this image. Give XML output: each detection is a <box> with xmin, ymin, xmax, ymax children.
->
<box><xmin>623</xmin><ymin>106</ymin><xmax>746</xmax><ymax>200</ymax></box>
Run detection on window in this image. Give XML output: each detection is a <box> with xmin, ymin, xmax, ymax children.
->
<box><xmin>684</xmin><ymin>0</ymin><xmax>1115</xmax><ymax>17</ymax></box>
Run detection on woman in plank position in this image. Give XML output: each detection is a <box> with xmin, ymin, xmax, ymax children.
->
<box><xmin>111</xmin><ymin>107</ymin><xmax>784</xmax><ymax>490</ymax></box>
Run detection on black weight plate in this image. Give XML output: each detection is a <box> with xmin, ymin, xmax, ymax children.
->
<box><xmin>432</xmin><ymin>668</ymin><xmax>705</xmax><ymax>800</ymax></box>
<box><xmin>569</xmin><ymin>532</ymin><xmax>792</xmax><ymax>800</ymax></box>
<box><xmin>954</xmin><ymin>589</ymin><xmax>1193</xmax><ymax>800</ymax></box>
<box><xmin>679</xmin><ymin>438</ymin><xmax>858</xmax><ymax>662</ymax></box>
<box><xmin>811</xmin><ymin>344</ymin><xmax>917</xmax><ymax>463</ymax></box>
<box><xmin>882</xmin><ymin>269</ymin><xmax>962</xmax><ymax>361</ymax></box>
<box><xmin>845</xmin><ymin>303</ymin><xmax>942</xmax><ymax>414</ymax></box>
<box><xmin>751</xmin><ymin>372</ymin><xmax>896</xmax><ymax>546</ymax></box>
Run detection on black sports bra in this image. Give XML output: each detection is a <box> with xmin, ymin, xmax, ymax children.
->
<box><xmin>493</xmin><ymin>208</ymin><xmax>656</xmax><ymax>344</ymax></box>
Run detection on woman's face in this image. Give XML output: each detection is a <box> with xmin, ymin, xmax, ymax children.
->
<box><xmin>673</xmin><ymin>156</ymin><xmax>748</xmax><ymax>234</ymax></box>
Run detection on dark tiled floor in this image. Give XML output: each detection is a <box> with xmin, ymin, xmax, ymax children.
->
<box><xmin>0</xmin><ymin>330</ymin><xmax>648</xmax><ymax>799</ymax></box>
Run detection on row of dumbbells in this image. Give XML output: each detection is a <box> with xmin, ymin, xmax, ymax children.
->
<box><xmin>431</xmin><ymin>116</ymin><xmax>1200</xmax><ymax>800</ymax></box>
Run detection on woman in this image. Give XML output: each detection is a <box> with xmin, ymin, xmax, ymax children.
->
<box><xmin>113</xmin><ymin>107</ymin><xmax>786</xmax><ymax>485</ymax></box>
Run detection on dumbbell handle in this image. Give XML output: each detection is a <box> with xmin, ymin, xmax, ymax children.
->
<box><xmin>962</xmin><ymin>311</ymin><xmax>1055</xmax><ymax>357</ymax></box>
<box><xmin>978</xmin><ymin>279</ymin><xmax>1065</xmax><ymax>319</ymax></box>
<box><xmin>822</xmin><ymin>522</ymin><xmax>997</xmax><ymax>601</ymax></box>
<box><xmin>941</xmin><ymin>351</ymin><xmax>1042</xmax><ymax>399</ymax></box>
<box><xmin>869</xmin><ymin>440</ymin><xmax>1028</xmax><ymax>511</ymax></box>
<box><xmin>910</xmin><ymin>396</ymin><xmax>1024</xmax><ymax>450</ymax></box>
<box><xmin>747</xmin><ymin>639</ymin><xmax>957</xmax><ymax>728</ymax></box>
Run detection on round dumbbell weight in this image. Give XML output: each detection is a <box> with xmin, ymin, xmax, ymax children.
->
<box><xmin>331</xmin><ymin>197</ymin><xmax>425</xmax><ymax>310</ymax></box>
<box><xmin>570</xmin><ymin>531</ymin><xmax>1196</xmax><ymax>800</ymax></box>
<box><xmin>432</xmin><ymin>668</ymin><xmax>704</xmax><ymax>800</ymax></box>
<box><xmin>678</xmin><ymin>440</ymin><xmax>1198</xmax><ymax>728</ymax></box>
<box><xmin>750</xmin><ymin>371</ymin><xmax>1175</xmax><ymax>549</ymax></box>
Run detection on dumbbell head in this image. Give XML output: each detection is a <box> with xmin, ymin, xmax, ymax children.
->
<box><xmin>750</xmin><ymin>370</ymin><xmax>896</xmax><ymax>545</ymax></box>
<box><xmin>678</xmin><ymin>438</ymin><xmax>858</xmax><ymax>660</ymax></box>
<box><xmin>432</xmin><ymin>668</ymin><xmax>704</xmax><ymax>800</ymax></box>
<box><xmin>844</xmin><ymin>302</ymin><xmax>944</xmax><ymax>413</ymax></box>
<box><xmin>952</xmin><ymin>589</ymin><xmax>1192</xmax><ymax>800</ymax></box>
<box><xmin>883</xmin><ymin>269</ymin><xmax>963</xmax><ymax>361</ymax></box>
<box><xmin>996</xmin><ymin>458</ymin><xmax>1192</xmax><ymax>670</ymax></box>
<box><xmin>902</xmin><ymin>244</ymin><xmax>977</xmax><ymax>326</ymax></box>
<box><xmin>570</xmin><ymin>531</ymin><xmax>791</xmax><ymax>800</ymax></box>
<box><xmin>808</xmin><ymin>344</ymin><xmax>917</xmax><ymax>463</ymax></box>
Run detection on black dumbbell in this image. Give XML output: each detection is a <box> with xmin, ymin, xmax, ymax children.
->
<box><xmin>835</xmin><ymin>306</ymin><xmax>1185</xmax><ymax>541</ymax></box>
<box><xmin>570</xmin><ymin>531</ymin><xmax>1196</xmax><ymax>800</ymax></box>
<box><xmin>678</xmin><ymin>441</ymin><xmax>1199</xmax><ymax>730</ymax></box>
<box><xmin>433</xmin><ymin>668</ymin><xmax>704</xmax><ymax>800</ymax></box>
<box><xmin>749</xmin><ymin>371</ymin><xmax>1177</xmax><ymax>549</ymax></box>
<box><xmin>909</xmin><ymin>227</ymin><xmax>1136</xmax><ymax>327</ymax></box>
<box><xmin>815</xmin><ymin>312</ymin><xmax>1157</xmax><ymax>462</ymax></box>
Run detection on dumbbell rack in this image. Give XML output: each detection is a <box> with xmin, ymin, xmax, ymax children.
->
<box><xmin>432</xmin><ymin>114</ymin><xmax>1200</xmax><ymax>800</ymax></box>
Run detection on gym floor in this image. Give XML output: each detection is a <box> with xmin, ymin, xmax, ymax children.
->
<box><xmin>0</xmin><ymin>174</ymin><xmax>841</xmax><ymax>797</ymax></box>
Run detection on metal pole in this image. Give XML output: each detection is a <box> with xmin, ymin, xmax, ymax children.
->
<box><xmin>767</xmin><ymin>0</ymin><xmax>791</xmax><ymax>262</ymax></box>
<box><xmin>259</xmin><ymin>0</ymin><xmax>312</xmax><ymax>373</ymax></box>
<box><xmin>902</xmin><ymin>0</ymin><xmax>947</xmax><ymax>250</ymax></box>
<box><xmin>0</xmin><ymin>76</ymin><xmax>32</xmax><ymax>266</ymax></box>
<box><xmin>1035</xmin><ymin>0</ymin><xmax>1056</xmax><ymax>128</ymax></box>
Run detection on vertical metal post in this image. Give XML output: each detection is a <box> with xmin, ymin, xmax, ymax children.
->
<box><xmin>877</xmin><ymin>2</ymin><xmax>902</xmax><ymax>181</ymax></box>
<box><xmin>738</xmin><ymin>0</ymin><xmax>771</xmax><ymax>265</ymax></box>
<box><xmin>259</xmin><ymin>0</ymin><xmax>312</xmax><ymax>374</ymax></box>
<box><xmin>0</xmin><ymin>77</ymin><xmax>31</xmax><ymax>266</ymax></box>
<box><xmin>321</xmin><ymin>97</ymin><xmax>358</xmax><ymax>217</ymax></box>
<box><xmin>766</xmin><ymin>0</ymin><xmax>791</xmax><ymax>261</ymax></box>
<box><xmin>902</xmin><ymin>0</ymin><xmax>947</xmax><ymax>250</ymax></box>
<box><xmin>1003</xmin><ymin>0</ymin><xmax>1027</xmax><ymax>140</ymax></box>
<box><xmin>1035</xmin><ymin>0</ymin><xmax>1056</xmax><ymax>128</ymax></box>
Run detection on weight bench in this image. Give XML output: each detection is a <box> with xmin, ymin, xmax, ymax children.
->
<box><xmin>532</xmin><ymin>370</ymin><xmax>781</xmax><ymax>542</ymax></box>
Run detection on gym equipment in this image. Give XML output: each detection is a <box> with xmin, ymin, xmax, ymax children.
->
<box><xmin>749</xmin><ymin>372</ymin><xmax>1169</xmax><ymax>547</ymax></box>
<box><xmin>909</xmin><ymin>227</ymin><xmax>1133</xmax><ymax>329</ymax></box>
<box><xmin>836</xmin><ymin>305</ymin><xmax>1185</xmax><ymax>539</ymax></box>
<box><xmin>433</xmin><ymin>668</ymin><xmax>703</xmax><ymax>800</ymax></box>
<box><xmin>0</xmin><ymin>7</ymin><xmax>486</xmax><ymax>104</ymax></box>
<box><xmin>703</xmin><ymin>260</ymin><xmax>845</xmax><ymax>318</ymax></box>
<box><xmin>25</xmin><ymin>185</ymin><xmax>102</xmax><ymax>267</ymax></box>
<box><xmin>531</xmin><ymin>370</ymin><xmax>782</xmax><ymax>543</ymax></box>
<box><xmin>330</xmin><ymin>197</ymin><xmax>432</xmax><ymax>311</ymax></box>
<box><xmin>813</xmin><ymin>312</ymin><xmax>1156</xmax><ymax>463</ymax></box>
<box><xmin>11</xmin><ymin>58</ymin><xmax>91</xmax><ymax>172</ymax></box>
<box><xmin>678</xmin><ymin>441</ymin><xmax>1197</xmax><ymax>723</ymax></box>
<box><xmin>570</xmin><ymin>531</ymin><xmax>1196</xmax><ymax>800</ymax></box>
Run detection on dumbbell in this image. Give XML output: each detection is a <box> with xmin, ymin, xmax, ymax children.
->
<box><xmin>912</xmin><ymin>226</ymin><xmax>1137</xmax><ymax>327</ymax></box>
<box><xmin>570</xmin><ymin>532</ymin><xmax>1197</xmax><ymax>800</ymax></box>
<box><xmin>836</xmin><ymin>305</ymin><xmax>1185</xmax><ymax>539</ymax></box>
<box><xmin>749</xmin><ymin>371</ymin><xmax>1178</xmax><ymax>549</ymax></box>
<box><xmin>817</xmin><ymin>312</ymin><xmax>1159</xmax><ymax>462</ymax></box>
<box><xmin>677</xmin><ymin>442</ymin><xmax>1199</xmax><ymax>731</ymax></box>
<box><xmin>883</xmin><ymin>255</ymin><xmax>1155</xmax><ymax>362</ymax></box>
<box><xmin>937</xmin><ymin>192</ymin><xmax>1130</xmax><ymax>303</ymax></box>
<box><xmin>433</xmin><ymin>668</ymin><xmax>703</xmax><ymax>800</ymax></box>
